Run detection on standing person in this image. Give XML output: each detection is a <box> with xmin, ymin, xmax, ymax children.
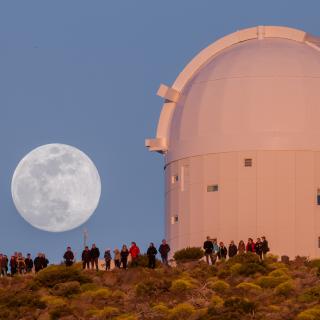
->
<box><xmin>10</xmin><ymin>255</ymin><xmax>17</xmax><ymax>275</ymax></box>
<box><xmin>238</xmin><ymin>240</ymin><xmax>246</xmax><ymax>254</ymax></box>
<box><xmin>41</xmin><ymin>253</ymin><xmax>49</xmax><ymax>269</ymax></box>
<box><xmin>0</xmin><ymin>254</ymin><xmax>7</xmax><ymax>276</ymax></box>
<box><xmin>246</xmin><ymin>238</ymin><xmax>255</xmax><ymax>253</ymax></box>
<box><xmin>228</xmin><ymin>240</ymin><xmax>238</xmax><ymax>258</ymax></box>
<box><xmin>159</xmin><ymin>239</ymin><xmax>170</xmax><ymax>266</ymax></box>
<box><xmin>34</xmin><ymin>253</ymin><xmax>42</xmax><ymax>273</ymax></box>
<box><xmin>63</xmin><ymin>246</ymin><xmax>75</xmax><ymax>267</ymax></box>
<box><xmin>17</xmin><ymin>253</ymin><xmax>26</xmax><ymax>274</ymax></box>
<box><xmin>120</xmin><ymin>245</ymin><xmax>129</xmax><ymax>269</ymax></box>
<box><xmin>212</xmin><ymin>238</ymin><xmax>219</xmax><ymax>263</ymax></box>
<box><xmin>104</xmin><ymin>249</ymin><xmax>112</xmax><ymax>271</ymax></box>
<box><xmin>129</xmin><ymin>242</ymin><xmax>140</xmax><ymax>267</ymax></box>
<box><xmin>147</xmin><ymin>243</ymin><xmax>158</xmax><ymax>269</ymax></box>
<box><xmin>203</xmin><ymin>236</ymin><xmax>214</xmax><ymax>265</ymax></box>
<box><xmin>90</xmin><ymin>244</ymin><xmax>100</xmax><ymax>271</ymax></box>
<box><xmin>113</xmin><ymin>248</ymin><xmax>121</xmax><ymax>268</ymax></box>
<box><xmin>255</xmin><ymin>238</ymin><xmax>263</xmax><ymax>260</ymax></box>
<box><xmin>261</xmin><ymin>236</ymin><xmax>270</xmax><ymax>259</ymax></box>
<box><xmin>218</xmin><ymin>242</ymin><xmax>227</xmax><ymax>260</ymax></box>
<box><xmin>25</xmin><ymin>254</ymin><xmax>33</xmax><ymax>273</ymax></box>
<box><xmin>3</xmin><ymin>255</ymin><xmax>8</xmax><ymax>275</ymax></box>
<box><xmin>81</xmin><ymin>246</ymin><xmax>91</xmax><ymax>269</ymax></box>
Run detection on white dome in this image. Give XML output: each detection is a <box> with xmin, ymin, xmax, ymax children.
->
<box><xmin>146</xmin><ymin>26</ymin><xmax>320</xmax><ymax>163</ymax></box>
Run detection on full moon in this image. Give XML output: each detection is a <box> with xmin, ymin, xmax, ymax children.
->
<box><xmin>11</xmin><ymin>143</ymin><xmax>101</xmax><ymax>232</ymax></box>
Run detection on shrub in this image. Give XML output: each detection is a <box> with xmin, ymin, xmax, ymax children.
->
<box><xmin>35</xmin><ymin>265</ymin><xmax>91</xmax><ymax>287</ymax></box>
<box><xmin>224</xmin><ymin>297</ymin><xmax>256</xmax><ymax>315</ymax></box>
<box><xmin>170</xmin><ymin>278</ymin><xmax>194</xmax><ymax>293</ymax></box>
<box><xmin>274</xmin><ymin>280</ymin><xmax>294</xmax><ymax>296</ymax></box>
<box><xmin>152</xmin><ymin>303</ymin><xmax>170</xmax><ymax>318</ymax></box>
<box><xmin>169</xmin><ymin>303</ymin><xmax>195</xmax><ymax>320</ymax></box>
<box><xmin>208</xmin><ymin>279</ymin><xmax>230</xmax><ymax>293</ymax></box>
<box><xmin>173</xmin><ymin>247</ymin><xmax>204</xmax><ymax>262</ymax></box>
<box><xmin>298</xmin><ymin>285</ymin><xmax>320</xmax><ymax>302</ymax></box>
<box><xmin>0</xmin><ymin>290</ymin><xmax>46</xmax><ymax>309</ymax></box>
<box><xmin>51</xmin><ymin>280</ymin><xmax>81</xmax><ymax>297</ymax></box>
<box><xmin>238</xmin><ymin>262</ymin><xmax>267</xmax><ymax>276</ymax></box>
<box><xmin>230</xmin><ymin>263</ymin><xmax>242</xmax><ymax>275</ymax></box>
<box><xmin>82</xmin><ymin>288</ymin><xmax>112</xmax><ymax>301</ymax></box>
<box><xmin>136</xmin><ymin>279</ymin><xmax>158</xmax><ymax>296</ymax></box>
<box><xmin>115</xmin><ymin>315</ymin><xmax>138</xmax><ymax>320</ymax></box>
<box><xmin>129</xmin><ymin>254</ymin><xmax>161</xmax><ymax>268</ymax></box>
<box><xmin>41</xmin><ymin>295</ymin><xmax>66</xmax><ymax>307</ymax></box>
<box><xmin>255</xmin><ymin>275</ymin><xmax>289</xmax><ymax>288</ymax></box>
<box><xmin>210</xmin><ymin>295</ymin><xmax>224</xmax><ymax>308</ymax></box>
<box><xmin>236</xmin><ymin>282</ymin><xmax>262</xmax><ymax>292</ymax></box>
<box><xmin>49</xmin><ymin>304</ymin><xmax>73</xmax><ymax>320</ymax></box>
<box><xmin>297</xmin><ymin>306</ymin><xmax>320</xmax><ymax>320</ymax></box>
<box><xmin>269</xmin><ymin>269</ymin><xmax>289</xmax><ymax>277</ymax></box>
<box><xmin>227</xmin><ymin>252</ymin><xmax>260</xmax><ymax>265</ymax></box>
<box><xmin>81</xmin><ymin>283</ymin><xmax>100</xmax><ymax>292</ymax></box>
<box><xmin>86</xmin><ymin>306</ymin><xmax>120</xmax><ymax>318</ymax></box>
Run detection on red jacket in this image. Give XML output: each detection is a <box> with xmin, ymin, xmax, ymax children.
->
<box><xmin>129</xmin><ymin>245</ymin><xmax>140</xmax><ymax>258</ymax></box>
<box><xmin>246</xmin><ymin>242</ymin><xmax>255</xmax><ymax>252</ymax></box>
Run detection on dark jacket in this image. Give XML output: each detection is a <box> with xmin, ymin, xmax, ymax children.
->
<box><xmin>228</xmin><ymin>244</ymin><xmax>238</xmax><ymax>258</ymax></box>
<box><xmin>120</xmin><ymin>249</ymin><xmax>129</xmax><ymax>260</ymax></box>
<box><xmin>147</xmin><ymin>246</ymin><xmax>158</xmax><ymax>256</ymax></box>
<box><xmin>34</xmin><ymin>257</ymin><xmax>42</xmax><ymax>271</ymax></box>
<box><xmin>90</xmin><ymin>247</ymin><xmax>100</xmax><ymax>259</ymax></box>
<box><xmin>255</xmin><ymin>242</ymin><xmax>263</xmax><ymax>254</ymax></box>
<box><xmin>82</xmin><ymin>250</ymin><xmax>91</xmax><ymax>262</ymax></box>
<box><xmin>104</xmin><ymin>251</ymin><xmax>112</xmax><ymax>261</ymax></box>
<box><xmin>63</xmin><ymin>251</ymin><xmax>74</xmax><ymax>262</ymax></box>
<box><xmin>25</xmin><ymin>258</ymin><xmax>33</xmax><ymax>270</ymax></box>
<box><xmin>203</xmin><ymin>240</ymin><xmax>214</xmax><ymax>254</ymax></box>
<box><xmin>261</xmin><ymin>240</ymin><xmax>269</xmax><ymax>254</ymax></box>
<box><xmin>159</xmin><ymin>244</ymin><xmax>170</xmax><ymax>257</ymax></box>
<box><xmin>218</xmin><ymin>246</ymin><xmax>228</xmax><ymax>259</ymax></box>
<box><xmin>246</xmin><ymin>242</ymin><xmax>255</xmax><ymax>252</ymax></box>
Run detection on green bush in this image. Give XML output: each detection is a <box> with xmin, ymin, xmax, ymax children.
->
<box><xmin>35</xmin><ymin>265</ymin><xmax>91</xmax><ymax>287</ymax></box>
<box><xmin>274</xmin><ymin>280</ymin><xmax>294</xmax><ymax>296</ymax></box>
<box><xmin>210</xmin><ymin>295</ymin><xmax>224</xmax><ymax>308</ymax></box>
<box><xmin>227</xmin><ymin>252</ymin><xmax>260</xmax><ymax>265</ymax></box>
<box><xmin>51</xmin><ymin>280</ymin><xmax>81</xmax><ymax>297</ymax></box>
<box><xmin>224</xmin><ymin>297</ymin><xmax>256</xmax><ymax>315</ymax></box>
<box><xmin>173</xmin><ymin>247</ymin><xmax>204</xmax><ymax>262</ymax></box>
<box><xmin>230</xmin><ymin>263</ymin><xmax>242</xmax><ymax>275</ymax></box>
<box><xmin>208</xmin><ymin>279</ymin><xmax>230</xmax><ymax>293</ymax></box>
<box><xmin>169</xmin><ymin>303</ymin><xmax>195</xmax><ymax>320</ymax></box>
<box><xmin>236</xmin><ymin>282</ymin><xmax>262</xmax><ymax>292</ymax></box>
<box><xmin>170</xmin><ymin>278</ymin><xmax>194</xmax><ymax>293</ymax></box>
<box><xmin>136</xmin><ymin>278</ymin><xmax>171</xmax><ymax>296</ymax></box>
<box><xmin>86</xmin><ymin>306</ymin><xmax>120</xmax><ymax>318</ymax></box>
<box><xmin>297</xmin><ymin>306</ymin><xmax>320</xmax><ymax>320</ymax></box>
<box><xmin>129</xmin><ymin>254</ymin><xmax>161</xmax><ymax>268</ymax></box>
<box><xmin>238</xmin><ymin>262</ymin><xmax>267</xmax><ymax>276</ymax></box>
<box><xmin>152</xmin><ymin>303</ymin><xmax>170</xmax><ymax>318</ymax></box>
<box><xmin>0</xmin><ymin>290</ymin><xmax>46</xmax><ymax>309</ymax></box>
<box><xmin>255</xmin><ymin>275</ymin><xmax>289</xmax><ymax>288</ymax></box>
<box><xmin>269</xmin><ymin>268</ymin><xmax>289</xmax><ymax>277</ymax></box>
<box><xmin>298</xmin><ymin>285</ymin><xmax>320</xmax><ymax>302</ymax></box>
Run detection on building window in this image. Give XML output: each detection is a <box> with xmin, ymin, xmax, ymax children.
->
<box><xmin>207</xmin><ymin>185</ymin><xmax>218</xmax><ymax>192</ymax></box>
<box><xmin>171</xmin><ymin>215</ymin><xmax>179</xmax><ymax>224</ymax></box>
<box><xmin>317</xmin><ymin>189</ymin><xmax>320</xmax><ymax>205</ymax></box>
<box><xmin>171</xmin><ymin>175</ymin><xmax>179</xmax><ymax>184</ymax></box>
<box><xmin>244</xmin><ymin>158</ymin><xmax>252</xmax><ymax>167</ymax></box>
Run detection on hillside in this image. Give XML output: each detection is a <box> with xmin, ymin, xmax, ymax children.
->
<box><xmin>0</xmin><ymin>253</ymin><xmax>320</xmax><ymax>320</ymax></box>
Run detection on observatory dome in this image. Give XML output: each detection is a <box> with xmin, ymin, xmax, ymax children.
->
<box><xmin>148</xmin><ymin>27</ymin><xmax>320</xmax><ymax>163</ymax></box>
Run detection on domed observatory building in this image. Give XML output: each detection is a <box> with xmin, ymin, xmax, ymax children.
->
<box><xmin>146</xmin><ymin>26</ymin><xmax>320</xmax><ymax>258</ymax></box>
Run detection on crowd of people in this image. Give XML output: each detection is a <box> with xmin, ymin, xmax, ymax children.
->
<box><xmin>63</xmin><ymin>239</ymin><xmax>171</xmax><ymax>270</ymax></box>
<box><xmin>0</xmin><ymin>252</ymin><xmax>49</xmax><ymax>276</ymax></box>
<box><xmin>0</xmin><ymin>236</ymin><xmax>269</xmax><ymax>276</ymax></box>
<box><xmin>203</xmin><ymin>236</ymin><xmax>270</xmax><ymax>265</ymax></box>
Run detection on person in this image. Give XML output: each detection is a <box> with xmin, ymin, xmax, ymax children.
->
<box><xmin>147</xmin><ymin>243</ymin><xmax>158</xmax><ymax>269</ymax></box>
<box><xmin>212</xmin><ymin>238</ymin><xmax>219</xmax><ymax>263</ymax></box>
<box><xmin>238</xmin><ymin>240</ymin><xmax>246</xmax><ymax>254</ymax></box>
<box><xmin>25</xmin><ymin>254</ymin><xmax>33</xmax><ymax>273</ymax></box>
<box><xmin>63</xmin><ymin>246</ymin><xmax>75</xmax><ymax>267</ymax></box>
<box><xmin>0</xmin><ymin>254</ymin><xmax>7</xmax><ymax>276</ymax></box>
<box><xmin>129</xmin><ymin>242</ymin><xmax>140</xmax><ymax>267</ymax></box>
<box><xmin>10</xmin><ymin>255</ymin><xmax>17</xmax><ymax>275</ymax></box>
<box><xmin>113</xmin><ymin>248</ymin><xmax>121</xmax><ymax>268</ymax></box>
<box><xmin>104</xmin><ymin>249</ymin><xmax>112</xmax><ymax>271</ymax></box>
<box><xmin>17</xmin><ymin>253</ymin><xmax>26</xmax><ymax>274</ymax></box>
<box><xmin>246</xmin><ymin>238</ymin><xmax>255</xmax><ymax>253</ymax></box>
<box><xmin>90</xmin><ymin>243</ymin><xmax>100</xmax><ymax>271</ymax></box>
<box><xmin>255</xmin><ymin>238</ymin><xmax>263</xmax><ymax>260</ymax></box>
<box><xmin>228</xmin><ymin>240</ymin><xmax>238</xmax><ymax>258</ymax></box>
<box><xmin>158</xmin><ymin>239</ymin><xmax>170</xmax><ymax>266</ymax></box>
<box><xmin>34</xmin><ymin>253</ymin><xmax>43</xmax><ymax>273</ymax></box>
<box><xmin>203</xmin><ymin>236</ymin><xmax>214</xmax><ymax>265</ymax></box>
<box><xmin>120</xmin><ymin>245</ymin><xmax>129</xmax><ymax>269</ymax></box>
<box><xmin>3</xmin><ymin>255</ymin><xmax>8</xmax><ymax>275</ymax></box>
<box><xmin>261</xmin><ymin>236</ymin><xmax>269</xmax><ymax>259</ymax></box>
<box><xmin>41</xmin><ymin>253</ymin><xmax>49</xmax><ymax>269</ymax></box>
<box><xmin>218</xmin><ymin>242</ymin><xmax>227</xmax><ymax>260</ymax></box>
<box><xmin>82</xmin><ymin>246</ymin><xmax>91</xmax><ymax>269</ymax></box>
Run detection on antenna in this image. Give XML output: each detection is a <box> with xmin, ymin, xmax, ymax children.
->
<box><xmin>83</xmin><ymin>228</ymin><xmax>88</xmax><ymax>248</ymax></box>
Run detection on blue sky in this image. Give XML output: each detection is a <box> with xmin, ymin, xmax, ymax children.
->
<box><xmin>0</xmin><ymin>0</ymin><xmax>319</xmax><ymax>263</ymax></box>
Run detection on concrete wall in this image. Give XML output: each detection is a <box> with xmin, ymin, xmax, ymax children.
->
<box><xmin>165</xmin><ymin>150</ymin><xmax>320</xmax><ymax>258</ymax></box>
